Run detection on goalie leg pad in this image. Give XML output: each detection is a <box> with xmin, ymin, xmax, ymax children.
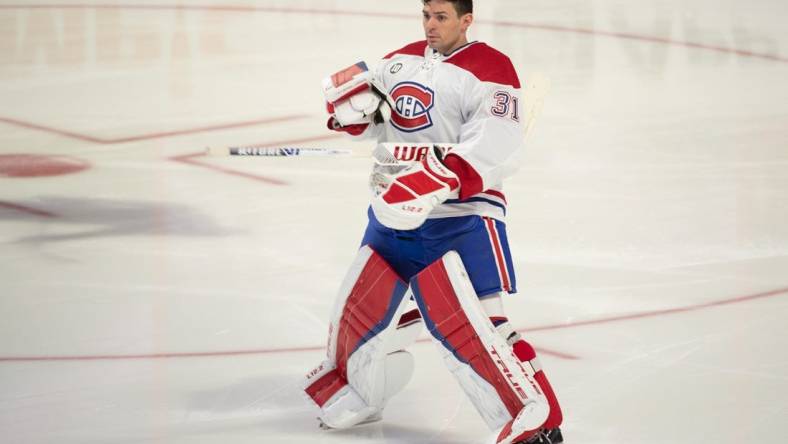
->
<box><xmin>304</xmin><ymin>362</ymin><xmax>376</xmax><ymax>429</ymax></box>
<box><xmin>483</xmin><ymin>294</ymin><xmax>564</xmax><ymax>431</ymax></box>
<box><xmin>304</xmin><ymin>246</ymin><xmax>417</xmax><ymax>429</ymax></box>
<box><xmin>304</xmin><ymin>350</ymin><xmax>414</xmax><ymax>429</ymax></box>
<box><xmin>410</xmin><ymin>251</ymin><xmax>549</xmax><ymax>439</ymax></box>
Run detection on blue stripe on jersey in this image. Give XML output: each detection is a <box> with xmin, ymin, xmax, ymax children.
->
<box><xmin>443</xmin><ymin>197</ymin><xmax>507</xmax><ymax>215</ymax></box>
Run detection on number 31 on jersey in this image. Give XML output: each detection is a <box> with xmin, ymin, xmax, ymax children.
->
<box><xmin>490</xmin><ymin>91</ymin><xmax>520</xmax><ymax>122</ymax></box>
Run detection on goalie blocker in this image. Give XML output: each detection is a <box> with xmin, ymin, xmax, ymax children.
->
<box><xmin>371</xmin><ymin>145</ymin><xmax>460</xmax><ymax>231</ymax></box>
<box><xmin>411</xmin><ymin>251</ymin><xmax>551</xmax><ymax>444</ymax></box>
<box><xmin>303</xmin><ymin>246</ymin><xmax>422</xmax><ymax>429</ymax></box>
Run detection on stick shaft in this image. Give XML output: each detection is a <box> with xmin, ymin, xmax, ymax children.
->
<box><xmin>207</xmin><ymin>146</ymin><xmax>353</xmax><ymax>157</ymax></box>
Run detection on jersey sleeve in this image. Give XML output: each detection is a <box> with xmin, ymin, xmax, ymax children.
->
<box><xmin>443</xmin><ymin>69</ymin><xmax>525</xmax><ymax>200</ymax></box>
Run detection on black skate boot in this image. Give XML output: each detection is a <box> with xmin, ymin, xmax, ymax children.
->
<box><xmin>515</xmin><ymin>427</ymin><xmax>563</xmax><ymax>444</ymax></box>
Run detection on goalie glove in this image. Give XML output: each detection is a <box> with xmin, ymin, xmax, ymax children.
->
<box><xmin>323</xmin><ymin>61</ymin><xmax>392</xmax><ymax>129</ymax></box>
<box><xmin>371</xmin><ymin>145</ymin><xmax>460</xmax><ymax>230</ymax></box>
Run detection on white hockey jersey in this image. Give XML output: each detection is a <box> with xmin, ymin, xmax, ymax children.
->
<box><xmin>356</xmin><ymin>40</ymin><xmax>525</xmax><ymax>222</ymax></box>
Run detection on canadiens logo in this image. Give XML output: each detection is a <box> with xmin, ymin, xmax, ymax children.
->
<box><xmin>389</xmin><ymin>81</ymin><xmax>435</xmax><ymax>133</ymax></box>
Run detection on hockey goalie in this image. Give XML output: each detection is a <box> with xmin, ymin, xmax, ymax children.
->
<box><xmin>304</xmin><ymin>0</ymin><xmax>563</xmax><ymax>442</ymax></box>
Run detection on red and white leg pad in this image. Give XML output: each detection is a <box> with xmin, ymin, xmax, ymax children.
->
<box><xmin>303</xmin><ymin>246</ymin><xmax>421</xmax><ymax>429</ymax></box>
<box><xmin>411</xmin><ymin>252</ymin><xmax>550</xmax><ymax>444</ymax></box>
<box><xmin>485</xmin><ymin>294</ymin><xmax>564</xmax><ymax>431</ymax></box>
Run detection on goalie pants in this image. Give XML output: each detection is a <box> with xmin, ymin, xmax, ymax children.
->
<box><xmin>361</xmin><ymin>207</ymin><xmax>517</xmax><ymax>298</ymax></box>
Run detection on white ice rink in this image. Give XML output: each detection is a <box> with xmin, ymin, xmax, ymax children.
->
<box><xmin>1</xmin><ymin>1</ymin><xmax>787</xmax><ymax>443</ymax></box>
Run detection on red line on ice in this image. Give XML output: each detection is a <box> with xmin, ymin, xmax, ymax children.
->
<box><xmin>0</xmin><ymin>4</ymin><xmax>784</xmax><ymax>64</ymax></box>
<box><xmin>0</xmin><ymin>201</ymin><xmax>58</xmax><ymax>218</ymax></box>
<box><xmin>169</xmin><ymin>151</ymin><xmax>289</xmax><ymax>186</ymax></box>
<box><xmin>0</xmin><ymin>342</ymin><xmax>575</xmax><ymax>363</ymax></box>
<box><xmin>482</xmin><ymin>21</ymin><xmax>788</xmax><ymax>64</ymax></box>
<box><xmin>1</xmin><ymin>286</ymin><xmax>785</xmax><ymax>363</ymax></box>
<box><xmin>0</xmin><ymin>115</ymin><xmax>308</xmax><ymax>145</ymax></box>
<box><xmin>525</xmin><ymin>286</ymin><xmax>788</xmax><ymax>332</ymax></box>
<box><xmin>0</xmin><ymin>5</ymin><xmax>782</xmax><ymax>145</ymax></box>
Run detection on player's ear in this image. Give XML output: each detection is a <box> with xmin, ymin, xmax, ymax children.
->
<box><xmin>460</xmin><ymin>12</ymin><xmax>473</xmax><ymax>32</ymax></box>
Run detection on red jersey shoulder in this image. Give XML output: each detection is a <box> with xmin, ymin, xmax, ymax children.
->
<box><xmin>445</xmin><ymin>43</ymin><xmax>521</xmax><ymax>89</ymax></box>
<box><xmin>383</xmin><ymin>40</ymin><xmax>428</xmax><ymax>59</ymax></box>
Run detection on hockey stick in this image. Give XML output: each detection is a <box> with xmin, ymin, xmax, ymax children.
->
<box><xmin>206</xmin><ymin>146</ymin><xmax>353</xmax><ymax>157</ymax></box>
<box><xmin>521</xmin><ymin>72</ymin><xmax>551</xmax><ymax>141</ymax></box>
<box><xmin>204</xmin><ymin>143</ymin><xmax>450</xmax><ymax>164</ymax></box>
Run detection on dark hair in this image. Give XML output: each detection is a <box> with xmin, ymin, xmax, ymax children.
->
<box><xmin>422</xmin><ymin>0</ymin><xmax>473</xmax><ymax>16</ymax></box>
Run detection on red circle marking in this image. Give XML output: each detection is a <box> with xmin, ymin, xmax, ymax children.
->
<box><xmin>0</xmin><ymin>154</ymin><xmax>90</xmax><ymax>178</ymax></box>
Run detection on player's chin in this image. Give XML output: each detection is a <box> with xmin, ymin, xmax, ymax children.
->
<box><xmin>428</xmin><ymin>42</ymin><xmax>446</xmax><ymax>53</ymax></box>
